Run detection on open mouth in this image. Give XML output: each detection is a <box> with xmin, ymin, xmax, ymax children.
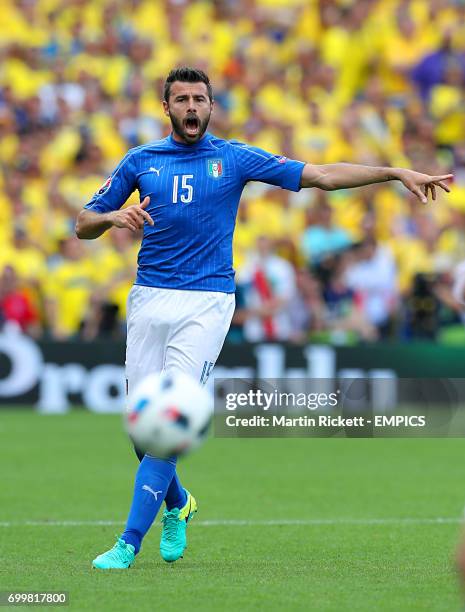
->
<box><xmin>184</xmin><ymin>115</ymin><xmax>200</xmax><ymax>137</ymax></box>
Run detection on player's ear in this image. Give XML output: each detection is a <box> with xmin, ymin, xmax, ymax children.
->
<box><xmin>162</xmin><ymin>100</ymin><xmax>170</xmax><ymax>117</ymax></box>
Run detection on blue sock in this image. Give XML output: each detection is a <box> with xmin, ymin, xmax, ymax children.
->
<box><xmin>164</xmin><ymin>472</ymin><xmax>187</xmax><ymax>510</ymax></box>
<box><xmin>122</xmin><ymin>455</ymin><xmax>176</xmax><ymax>554</ymax></box>
<box><xmin>132</xmin><ymin>445</ymin><xmax>185</xmax><ymax>509</ymax></box>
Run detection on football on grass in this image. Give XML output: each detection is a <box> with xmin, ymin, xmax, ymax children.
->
<box><xmin>125</xmin><ymin>371</ymin><xmax>213</xmax><ymax>457</ymax></box>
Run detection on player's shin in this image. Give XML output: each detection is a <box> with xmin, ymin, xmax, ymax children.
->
<box><xmin>121</xmin><ymin>455</ymin><xmax>177</xmax><ymax>554</ymax></box>
<box><xmin>164</xmin><ymin>470</ymin><xmax>187</xmax><ymax>511</ymax></box>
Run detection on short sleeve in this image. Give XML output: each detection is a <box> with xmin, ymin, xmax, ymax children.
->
<box><xmin>84</xmin><ymin>150</ymin><xmax>138</xmax><ymax>213</ymax></box>
<box><xmin>232</xmin><ymin>142</ymin><xmax>305</xmax><ymax>192</ymax></box>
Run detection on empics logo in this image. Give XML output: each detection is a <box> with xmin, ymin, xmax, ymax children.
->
<box><xmin>207</xmin><ymin>159</ymin><xmax>223</xmax><ymax>178</ymax></box>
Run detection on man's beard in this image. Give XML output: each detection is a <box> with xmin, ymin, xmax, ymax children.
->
<box><xmin>169</xmin><ymin>111</ymin><xmax>211</xmax><ymax>143</ymax></box>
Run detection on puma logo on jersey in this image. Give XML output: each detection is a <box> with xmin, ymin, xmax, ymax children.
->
<box><xmin>149</xmin><ymin>166</ymin><xmax>163</xmax><ymax>176</ymax></box>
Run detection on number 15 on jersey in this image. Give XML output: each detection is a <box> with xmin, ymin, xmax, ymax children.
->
<box><xmin>172</xmin><ymin>175</ymin><xmax>194</xmax><ymax>204</ymax></box>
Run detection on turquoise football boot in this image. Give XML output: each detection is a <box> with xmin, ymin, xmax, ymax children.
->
<box><xmin>92</xmin><ymin>537</ymin><xmax>135</xmax><ymax>569</ymax></box>
<box><xmin>160</xmin><ymin>489</ymin><xmax>197</xmax><ymax>563</ymax></box>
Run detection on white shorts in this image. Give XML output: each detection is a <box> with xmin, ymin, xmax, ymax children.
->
<box><xmin>125</xmin><ymin>285</ymin><xmax>235</xmax><ymax>392</ymax></box>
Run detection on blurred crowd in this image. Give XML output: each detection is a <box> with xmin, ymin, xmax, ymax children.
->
<box><xmin>1</xmin><ymin>0</ymin><xmax>465</xmax><ymax>343</ymax></box>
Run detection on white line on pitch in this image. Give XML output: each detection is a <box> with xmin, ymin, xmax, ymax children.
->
<box><xmin>0</xmin><ymin>518</ymin><xmax>461</xmax><ymax>527</ymax></box>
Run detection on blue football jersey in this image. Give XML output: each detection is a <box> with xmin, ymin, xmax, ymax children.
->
<box><xmin>84</xmin><ymin>132</ymin><xmax>305</xmax><ymax>293</ymax></box>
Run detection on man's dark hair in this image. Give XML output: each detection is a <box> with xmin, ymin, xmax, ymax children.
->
<box><xmin>164</xmin><ymin>67</ymin><xmax>213</xmax><ymax>102</ymax></box>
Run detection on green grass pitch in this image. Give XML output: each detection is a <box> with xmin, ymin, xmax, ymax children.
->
<box><xmin>1</xmin><ymin>409</ymin><xmax>465</xmax><ymax>611</ymax></box>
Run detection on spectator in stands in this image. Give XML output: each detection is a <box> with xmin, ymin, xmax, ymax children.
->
<box><xmin>411</xmin><ymin>29</ymin><xmax>465</xmax><ymax>102</ymax></box>
<box><xmin>238</xmin><ymin>235</ymin><xmax>297</xmax><ymax>342</ymax></box>
<box><xmin>288</xmin><ymin>268</ymin><xmax>326</xmax><ymax>343</ymax></box>
<box><xmin>0</xmin><ymin>0</ymin><xmax>458</xmax><ymax>342</ymax></box>
<box><xmin>323</xmin><ymin>252</ymin><xmax>378</xmax><ymax>342</ymax></box>
<box><xmin>0</xmin><ymin>265</ymin><xmax>40</xmax><ymax>336</ymax></box>
<box><xmin>44</xmin><ymin>236</ymin><xmax>97</xmax><ymax>339</ymax></box>
<box><xmin>300</xmin><ymin>192</ymin><xmax>352</xmax><ymax>276</ymax></box>
<box><xmin>345</xmin><ymin>237</ymin><xmax>398</xmax><ymax>338</ymax></box>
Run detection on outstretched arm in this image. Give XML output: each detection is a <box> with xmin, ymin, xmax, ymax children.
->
<box><xmin>300</xmin><ymin>163</ymin><xmax>453</xmax><ymax>204</ymax></box>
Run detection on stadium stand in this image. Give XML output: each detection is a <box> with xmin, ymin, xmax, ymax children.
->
<box><xmin>0</xmin><ymin>0</ymin><xmax>463</xmax><ymax>342</ymax></box>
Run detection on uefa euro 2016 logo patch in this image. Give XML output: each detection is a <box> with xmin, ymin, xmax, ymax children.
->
<box><xmin>207</xmin><ymin>159</ymin><xmax>223</xmax><ymax>178</ymax></box>
<box><xmin>97</xmin><ymin>176</ymin><xmax>112</xmax><ymax>195</ymax></box>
